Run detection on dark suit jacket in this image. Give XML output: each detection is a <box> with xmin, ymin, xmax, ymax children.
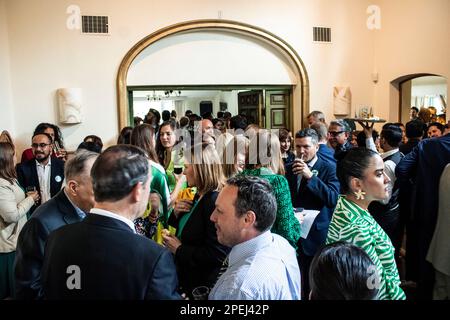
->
<box><xmin>317</xmin><ymin>144</ymin><xmax>336</xmax><ymax>164</ymax></box>
<box><xmin>395</xmin><ymin>133</ymin><xmax>450</xmax><ymax>298</ymax></box>
<box><xmin>41</xmin><ymin>214</ymin><xmax>181</xmax><ymax>300</ymax></box>
<box><xmin>168</xmin><ymin>191</ymin><xmax>230</xmax><ymax>297</ymax></box>
<box><xmin>14</xmin><ymin>190</ymin><xmax>82</xmax><ymax>300</ymax></box>
<box><xmin>16</xmin><ymin>157</ymin><xmax>65</xmax><ymax>211</ymax></box>
<box><xmin>286</xmin><ymin>157</ymin><xmax>340</xmax><ymax>256</ymax></box>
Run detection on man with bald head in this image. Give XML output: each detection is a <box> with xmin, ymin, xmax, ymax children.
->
<box><xmin>198</xmin><ymin>118</ymin><xmax>216</xmax><ymax>145</ymax></box>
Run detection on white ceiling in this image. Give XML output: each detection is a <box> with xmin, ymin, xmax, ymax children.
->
<box><xmin>412</xmin><ymin>76</ymin><xmax>447</xmax><ymax>86</ymax></box>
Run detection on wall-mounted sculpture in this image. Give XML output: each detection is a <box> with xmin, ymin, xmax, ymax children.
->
<box><xmin>333</xmin><ymin>86</ymin><xmax>351</xmax><ymax>116</ymax></box>
<box><xmin>57</xmin><ymin>88</ymin><xmax>82</xmax><ymax>124</ymax></box>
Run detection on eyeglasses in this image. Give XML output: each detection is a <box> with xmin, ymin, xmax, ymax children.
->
<box><xmin>31</xmin><ymin>143</ymin><xmax>52</xmax><ymax>148</ymax></box>
<box><xmin>328</xmin><ymin>131</ymin><xmax>345</xmax><ymax>137</ymax></box>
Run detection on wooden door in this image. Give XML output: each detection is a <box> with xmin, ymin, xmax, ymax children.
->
<box><xmin>265</xmin><ymin>90</ymin><xmax>290</xmax><ymax>129</ymax></box>
<box><xmin>237</xmin><ymin>90</ymin><xmax>263</xmax><ymax>127</ymax></box>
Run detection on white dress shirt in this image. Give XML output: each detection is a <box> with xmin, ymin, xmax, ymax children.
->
<box><xmin>209</xmin><ymin>231</ymin><xmax>301</xmax><ymax>300</ymax></box>
<box><xmin>380</xmin><ymin>148</ymin><xmax>400</xmax><ymax>204</ymax></box>
<box><xmin>36</xmin><ymin>158</ymin><xmax>51</xmax><ymax>204</ymax></box>
<box><xmin>297</xmin><ymin>155</ymin><xmax>318</xmax><ymax>191</ymax></box>
<box><xmin>365</xmin><ymin>138</ymin><xmax>399</xmax><ymax>204</ymax></box>
<box><xmin>90</xmin><ymin>208</ymin><xmax>136</xmax><ymax>233</ymax></box>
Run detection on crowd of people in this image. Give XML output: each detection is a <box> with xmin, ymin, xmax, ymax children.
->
<box><xmin>0</xmin><ymin>105</ymin><xmax>449</xmax><ymax>300</ymax></box>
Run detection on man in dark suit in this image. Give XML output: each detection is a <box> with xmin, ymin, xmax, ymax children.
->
<box><xmin>14</xmin><ymin>150</ymin><xmax>99</xmax><ymax>300</ymax></box>
<box><xmin>399</xmin><ymin>120</ymin><xmax>424</xmax><ymax>156</ymax></box>
<box><xmin>285</xmin><ymin>128</ymin><xmax>340</xmax><ymax>299</ymax></box>
<box><xmin>41</xmin><ymin>145</ymin><xmax>181</xmax><ymax>299</ymax></box>
<box><xmin>16</xmin><ymin>133</ymin><xmax>65</xmax><ymax>213</ymax></box>
<box><xmin>396</xmin><ymin>132</ymin><xmax>450</xmax><ymax>300</ymax></box>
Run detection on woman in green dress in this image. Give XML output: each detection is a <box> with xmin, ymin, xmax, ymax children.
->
<box><xmin>130</xmin><ymin>124</ymin><xmax>171</xmax><ymax>236</ymax></box>
<box><xmin>240</xmin><ymin>129</ymin><xmax>300</xmax><ymax>250</ymax></box>
<box><xmin>326</xmin><ymin>147</ymin><xmax>406</xmax><ymax>300</ymax></box>
<box><xmin>156</xmin><ymin>120</ymin><xmax>186</xmax><ymax>201</ymax></box>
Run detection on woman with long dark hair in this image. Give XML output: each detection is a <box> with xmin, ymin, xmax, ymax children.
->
<box><xmin>156</xmin><ymin>120</ymin><xmax>186</xmax><ymax>201</ymax></box>
<box><xmin>21</xmin><ymin>123</ymin><xmax>66</xmax><ymax>163</ymax></box>
<box><xmin>326</xmin><ymin>147</ymin><xmax>406</xmax><ymax>300</ymax></box>
<box><xmin>130</xmin><ymin>124</ymin><xmax>171</xmax><ymax>238</ymax></box>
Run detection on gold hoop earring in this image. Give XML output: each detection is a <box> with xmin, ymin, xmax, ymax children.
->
<box><xmin>354</xmin><ymin>190</ymin><xmax>366</xmax><ymax>200</ymax></box>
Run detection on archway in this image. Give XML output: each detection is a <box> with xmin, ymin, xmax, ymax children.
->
<box><xmin>116</xmin><ymin>19</ymin><xmax>309</xmax><ymax>131</ymax></box>
<box><xmin>390</xmin><ymin>73</ymin><xmax>447</xmax><ymax>124</ymax></box>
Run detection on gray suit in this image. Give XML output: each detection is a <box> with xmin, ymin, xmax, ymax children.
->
<box><xmin>426</xmin><ymin>163</ymin><xmax>450</xmax><ymax>299</ymax></box>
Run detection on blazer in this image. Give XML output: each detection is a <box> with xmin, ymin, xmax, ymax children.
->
<box><xmin>426</xmin><ymin>163</ymin><xmax>450</xmax><ymax>276</ymax></box>
<box><xmin>41</xmin><ymin>213</ymin><xmax>181</xmax><ymax>300</ymax></box>
<box><xmin>396</xmin><ymin>134</ymin><xmax>450</xmax><ymax>260</ymax></box>
<box><xmin>168</xmin><ymin>190</ymin><xmax>230</xmax><ymax>297</ymax></box>
<box><xmin>396</xmin><ymin>133</ymin><xmax>450</xmax><ymax>298</ymax></box>
<box><xmin>0</xmin><ymin>178</ymin><xmax>34</xmax><ymax>252</ymax></box>
<box><xmin>317</xmin><ymin>144</ymin><xmax>336</xmax><ymax>164</ymax></box>
<box><xmin>16</xmin><ymin>157</ymin><xmax>65</xmax><ymax>211</ymax></box>
<box><xmin>14</xmin><ymin>189</ymin><xmax>82</xmax><ymax>300</ymax></box>
<box><xmin>286</xmin><ymin>156</ymin><xmax>340</xmax><ymax>256</ymax></box>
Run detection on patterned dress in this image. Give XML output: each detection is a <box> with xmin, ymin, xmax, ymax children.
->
<box><xmin>134</xmin><ymin>162</ymin><xmax>171</xmax><ymax>238</ymax></box>
<box><xmin>326</xmin><ymin>196</ymin><xmax>406</xmax><ymax>300</ymax></box>
<box><xmin>240</xmin><ymin>168</ymin><xmax>301</xmax><ymax>250</ymax></box>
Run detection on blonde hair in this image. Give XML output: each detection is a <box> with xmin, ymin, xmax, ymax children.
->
<box><xmin>246</xmin><ymin>130</ymin><xmax>285</xmax><ymax>175</ymax></box>
<box><xmin>222</xmin><ymin>135</ymin><xmax>249</xmax><ymax>178</ymax></box>
<box><xmin>186</xmin><ymin>144</ymin><xmax>225</xmax><ymax>195</ymax></box>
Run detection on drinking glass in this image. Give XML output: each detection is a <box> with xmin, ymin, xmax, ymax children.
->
<box><xmin>192</xmin><ymin>286</ymin><xmax>210</xmax><ymax>300</ymax></box>
<box><xmin>26</xmin><ymin>186</ymin><xmax>36</xmax><ymax>192</ymax></box>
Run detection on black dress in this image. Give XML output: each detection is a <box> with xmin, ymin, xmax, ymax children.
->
<box><xmin>168</xmin><ymin>190</ymin><xmax>230</xmax><ymax>297</ymax></box>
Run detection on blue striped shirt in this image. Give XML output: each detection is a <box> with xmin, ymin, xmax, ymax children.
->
<box><xmin>209</xmin><ymin>231</ymin><xmax>301</xmax><ymax>300</ymax></box>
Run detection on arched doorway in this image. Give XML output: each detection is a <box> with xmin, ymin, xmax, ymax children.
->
<box><xmin>391</xmin><ymin>73</ymin><xmax>448</xmax><ymax>124</ymax></box>
<box><xmin>116</xmin><ymin>19</ymin><xmax>309</xmax><ymax>131</ymax></box>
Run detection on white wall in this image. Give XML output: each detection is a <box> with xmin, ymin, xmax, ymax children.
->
<box><xmin>0</xmin><ymin>0</ymin><xmax>14</xmax><ymax>133</ymax></box>
<box><xmin>2</xmin><ymin>0</ymin><xmax>449</xmax><ymax>157</ymax></box>
<box><xmin>412</xmin><ymin>84</ymin><xmax>447</xmax><ymax>97</ymax></box>
<box><xmin>128</xmin><ymin>31</ymin><xmax>297</xmax><ymax>86</ymax></box>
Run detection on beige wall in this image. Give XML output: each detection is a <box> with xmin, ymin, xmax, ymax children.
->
<box><xmin>0</xmin><ymin>0</ymin><xmax>14</xmax><ymax>133</ymax></box>
<box><xmin>374</xmin><ymin>0</ymin><xmax>450</xmax><ymax>122</ymax></box>
<box><xmin>1</xmin><ymin>0</ymin><xmax>449</xmax><ymax>157</ymax></box>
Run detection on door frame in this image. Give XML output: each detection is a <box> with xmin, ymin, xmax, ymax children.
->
<box><xmin>391</xmin><ymin>73</ymin><xmax>447</xmax><ymax>123</ymax></box>
<box><xmin>117</xmin><ymin>19</ymin><xmax>309</xmax><ymax>132</ymax></box>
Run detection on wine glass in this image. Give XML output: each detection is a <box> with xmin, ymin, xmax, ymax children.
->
<box><xmin>192</xmin><ymin>286</ymin><xmax>210</xmax><ymax>300</ymax></box>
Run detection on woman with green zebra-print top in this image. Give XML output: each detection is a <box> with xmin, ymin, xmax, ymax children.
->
<box><xmin>326</xmin><ymin>148</ymin><xmax>406</xmax><ymax>300</ymax></box>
